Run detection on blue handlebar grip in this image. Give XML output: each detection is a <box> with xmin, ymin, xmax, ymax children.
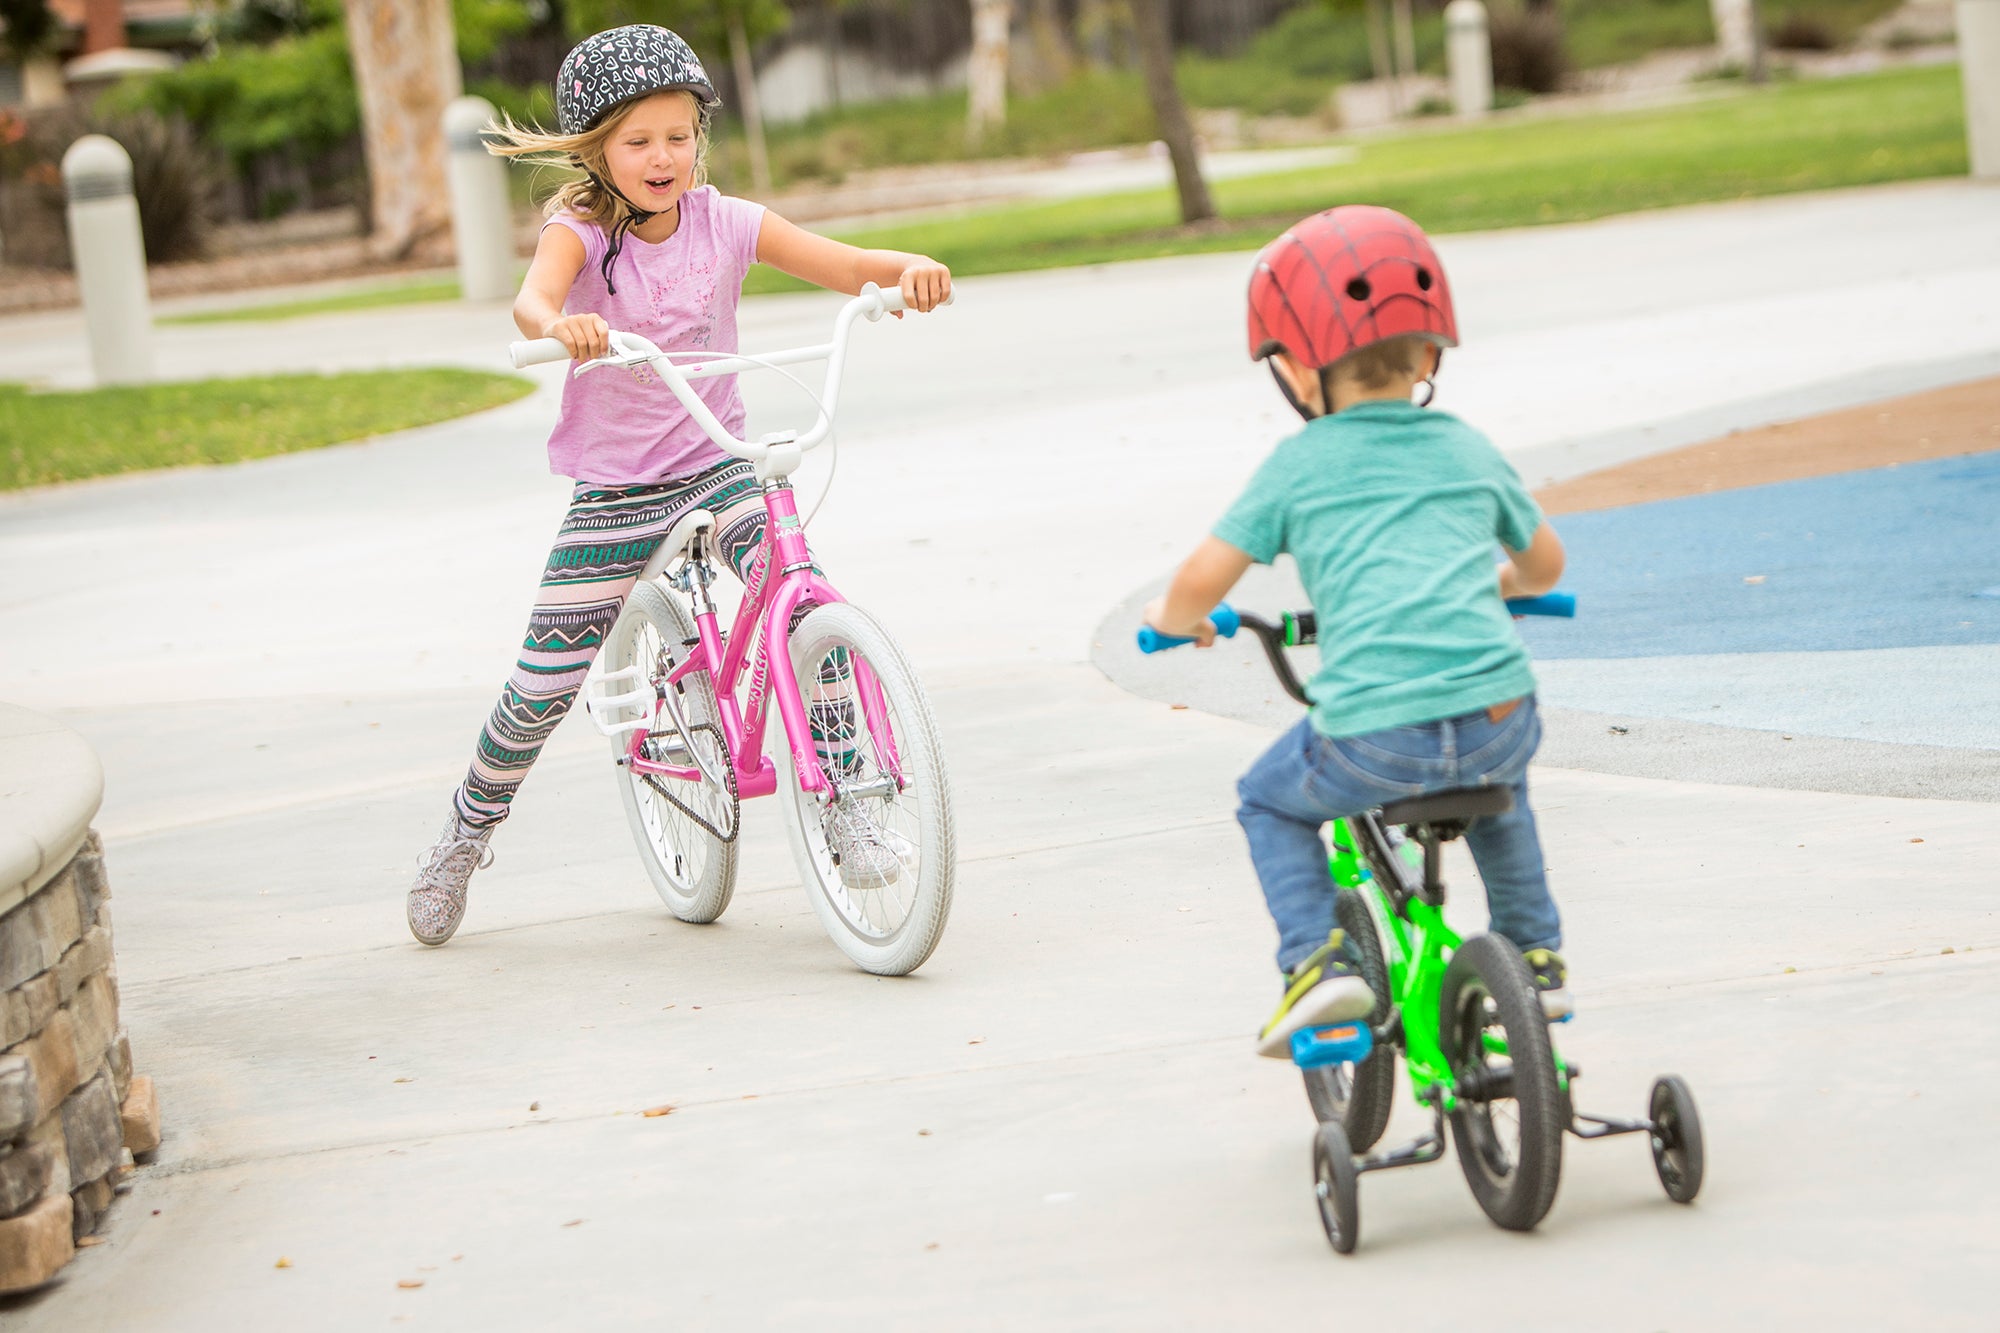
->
<box><xmin>1137</xmin><ymin>603</ymin><xmax>1241</xmax><ymax>653</ymax></box>
<box><xmin>1505</xmin><ymin>592</ymin><xmax>1576</xmax><ymax>618</ymax></box>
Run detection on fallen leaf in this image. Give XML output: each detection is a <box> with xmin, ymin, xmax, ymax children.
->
<box><xmin>1169</xmin><ymin>703</ymin><xmax>1189</xmax><ymax>711</ymax></box>
<box><xmin>1910</xmin><ymin>838</ymin><xmax>1925</xmax><ymax>844</ymax></box>
<box><xmin>275</xmin><ymin>1257</ymin><xmax>293</xmax><ymax>1269</ymax></box>
<box><xmin>967</xmin><ymin>1037</ymin><xmax>985</xmax><ymax>1046</ymax></box>
<box><xmin>925</xmin><ymin>1242</ymin><xmax>940</xmax><ymax>1251</ymax></box>
<box><xmin>562</xmin><ymin>1219</ymin><xmax>586</xmax><ymax>1228</ymax></box>
<box><xmin>528</xmin><ymin>1101</ymin><xmax>540</xmax><ymax>1112</ymax></box>
<box><xmin>397</xmin><ymin>1279</ymin><xmax>425</xmax><ymax>1290</ymax></box>
<box><xmin>393</xmin><ymin>1077</ymin><xmax>414</xmax><ymax>1085</ymax></box>
<box><xmin>642</xmin><ymin>1104</ymin><xmax>674</xmax><ymax>1118</ymax></box>
<box><xmin>1941</xmin><ymin>946</ymin><xmax>1956</xmax><ymax>955</ymax></box>
<box><xmin>1782</xmin><ymin>966</ymin><xmax>1796</xmax><ymax>974</ymax></box>
<box><xmin>1608</xmin><ymin>725</ymin><xmax>1629</xmax><ymax>735</ymax></box>
<box><xmin>918</xmin><ymin>1129</ymin><xmax>932</xmax><ymax>1137</ymax></box>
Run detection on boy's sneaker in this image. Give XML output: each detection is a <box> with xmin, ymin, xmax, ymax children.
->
<box><xmin>1524</xmin><ymin>948</ymin><xmax>1574</xmax><ymax>1021</ymax></box>
<box><xmin>824</xmin><ymin>802</ymin><xmax>903</xmax><ymax>889</ymax></box>
<box><xmin>1256</xmin><ymin>929</ymin><xmax>1376</xmax><ymax>1059</ymax></box>
<box><xmin>406</xmin><ymin>818</ymin><xmax>494</xmax><ymax>946</ymax></box>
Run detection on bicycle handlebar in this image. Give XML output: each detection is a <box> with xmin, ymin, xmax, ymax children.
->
<box><xmin>1137</xmin><ymin>593</ymin><xmax>1575</xmax><ymax>655</ymax></box>
<box><xmin>504</xmin><ymin>284</ymin><xmax>948</xmax><ymax>475</ymax></box>
<box><xmin>1139</xmin><ymin>593</ymin><xmax>1575</xmax><ymax>708</ymax></box>
<box><xmin>506</xmin><ymin>284</ymin><xmax>930</xmax><ymax>370</ymax></box>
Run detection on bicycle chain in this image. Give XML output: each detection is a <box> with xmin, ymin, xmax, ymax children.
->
<box><xmin>637</xmin><ymin>719</ymin><xmax>741</xmax><ymax>844</ymax></box>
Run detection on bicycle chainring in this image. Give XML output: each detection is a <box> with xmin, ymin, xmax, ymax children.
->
<box><xmin>637</xmin><ymin>721</ymin><xmax>740</xmax><ymax>843</ymax></box>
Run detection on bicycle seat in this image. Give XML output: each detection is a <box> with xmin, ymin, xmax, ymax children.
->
<box><xmin>1379</xmin><ymin>786</ymin><xmax>1512</xmax><ymax>830</ymax></box>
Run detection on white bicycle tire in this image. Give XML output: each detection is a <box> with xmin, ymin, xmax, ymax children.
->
<box><xmin>603</xmin><ymin>580</ymin><xmax>738</xmax><ymax>922</ymax></box>
<box><xmin>779</xmin><ymin>602</ymin><xmax>954</xmax><ymax>975</ymax></box>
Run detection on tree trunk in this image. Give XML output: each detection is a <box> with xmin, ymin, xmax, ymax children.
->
<box><xmin>1026</xmin><ymin>0</ymin><xmax>1074</xmax><ymax>88</ymax></box>
<box><xmin>727</xmin><ymin>10</ymin><xmax>773</xmax><ymax>194</ymax></box>
<box><xmin>967</xmin><ymin>0</ymin><xmax>1012</xmax><ymax>146</ymax></box>
<box><xmin>1363</xmin><ymin>0</ymin><xmax>1400</xmax><ymax>115</ymax></box>
<box><xmin>342</xmin><ymin>0</ymin><xmax>461</xmax><ymax>261</ymax></box>
<box><xmin>1132</xmin><ymin>0</ymin><xmax>1213</xmax><ymax>224</ymax></box>
<box><xmin>1391</xmin><ymin>0</ymin><xmax>1416</xmax><ymax>84</ymax></box>
<box><xmin>82</xmin><ymin>0</ymin><xmax>125</xmax><ymax>54</ymax></box>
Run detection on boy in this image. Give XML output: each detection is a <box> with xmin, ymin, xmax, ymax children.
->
<box><xmin>1143</xmin><ymin>206</ymin><xmax>1571</xmax><ymax>1058</ymax></box>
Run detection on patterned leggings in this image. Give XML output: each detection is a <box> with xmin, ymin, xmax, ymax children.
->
<box><xmin>452</xmin><ymin>460</ymin><xmax>783</xmax><ymax>832</ymax></box>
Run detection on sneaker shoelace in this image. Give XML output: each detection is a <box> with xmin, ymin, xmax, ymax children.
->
<box><xmin>825</xmin><ymin>803</ymin><xmax>902</xmax><ymax>881</ymax></box>
<box><xmin>415</xmin><ymin>832</ymin><xmax>494</xmax><ymax>893</ymax></box>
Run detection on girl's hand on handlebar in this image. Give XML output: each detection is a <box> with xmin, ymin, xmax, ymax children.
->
<box><xmin>543</xmin><ymin>313</ymin><xmax>611</xmax><ymax>363</ymax></box>
<box><xmin>1143</xmin><ymin>596</ymin><xmax>1218</xmax><ymax>647</ymax></box>
<box><xmin>896</xmin><ymin>258</ymin><xmax>952</xmax><ymax>316</ymax></box>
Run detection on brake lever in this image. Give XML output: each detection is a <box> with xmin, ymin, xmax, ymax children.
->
<box><xmin>573</xmin><ymin>330</ymin><xmax>666</xmax><ymax>378</ymax></box>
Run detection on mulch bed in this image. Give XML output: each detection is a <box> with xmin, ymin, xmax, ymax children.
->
<box><xmin>1535</xmin><ymin>375</ymin><xmax>2000</xmax><ymax>513</ymax></box>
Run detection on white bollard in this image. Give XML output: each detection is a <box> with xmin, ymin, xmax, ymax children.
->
<box><xmin>1709</xmin><ymin>0</ymin><xmax>1757</xmax><ymax>70</ymax></box>
<box><xmin>443</xmin><ymin>95</ymin><xmax>517</xmax><ymax>303</ymax></box>
<box><xmin>62</xmin><ymin>135</ymin><xmax>154</xmax><ymax>386</ymax></box>
<box><xmin>1445</xmin><ymin>0</ymin><xmax>1493</xmax><ymax>119</ymax></box>
<box><xmin>1962</xmin><ymin>0</ymin><xmax>2000</xmax><ymax>180</ymax></box>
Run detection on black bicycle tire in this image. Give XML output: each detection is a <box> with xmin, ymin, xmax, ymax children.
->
<box><xmin>1439</xmin><ymin>933</ymin><xmax>1565</xmax><ymax>1231</ymax></box>
<box><xmin>1301</xmin><ymin>890</ymin><xmax>1397</xmax><ymax>1150</ymax></box>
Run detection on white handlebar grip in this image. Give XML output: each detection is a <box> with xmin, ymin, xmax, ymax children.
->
<box><xmin>510</xmin><ymin>338</ymin><xmax>571</xmax><ymax>369</ymax></box>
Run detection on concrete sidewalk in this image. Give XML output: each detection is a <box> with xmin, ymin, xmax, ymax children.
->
<box><xmin>1</xmin><ymin>180</ymin><xmax>1996</xmax><ymax>1327</ymax></box>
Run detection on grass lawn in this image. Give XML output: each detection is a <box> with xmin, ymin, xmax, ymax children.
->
<box><xmin>742</xmin><ymin>63</ymin><xmax>1967</xmax><ymax>293</ymax></box>
<box><xmin>175</xmin><ymin>65</ymin><xmax>1967</xmax><ymax>318</ymax></box>
<box><xmin>0</xmin><ymin>369</ymin><xmax>533</xmax><ymax>490</ymax></box>
<box><xmin>160</xmin><ymin>277</ymin><xmax>465</xmax><ymax>325</ymax></box>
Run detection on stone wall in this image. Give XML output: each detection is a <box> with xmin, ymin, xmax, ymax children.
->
<box><xmin>0</xmin><ymin>707</ymin><xmax>157</xmax><ymax>1294</ymax></box>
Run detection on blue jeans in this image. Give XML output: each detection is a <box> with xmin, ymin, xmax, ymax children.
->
<box><xmin>1235</xmin><ymin>695</ymin><xmax>1561</xmax><ymax>974</ymax></box>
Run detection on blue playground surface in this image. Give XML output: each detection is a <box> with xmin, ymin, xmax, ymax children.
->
<box><xmin>1521</xmin><ymin>449</ymin><xmax>2000</xmax><ymax>661</ymax></box>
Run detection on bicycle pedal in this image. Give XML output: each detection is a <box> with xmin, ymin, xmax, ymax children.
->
<box><xmin>585</xmin><ymin>666</ymin><xmax>653</xmax><ymax>737</ymax></box>
<box><xmin>1291</xmin><ymin>1022</ymin><xmax>1373</xmax><ymax>1070</ymax></box>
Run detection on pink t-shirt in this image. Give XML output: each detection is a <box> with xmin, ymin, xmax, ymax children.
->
<box><xmin>543</xmin><ymin>186</ymin><xmax>768</xmax><ymax>483</ymax></box>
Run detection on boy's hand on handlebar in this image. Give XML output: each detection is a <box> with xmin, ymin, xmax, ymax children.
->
<box><xmin>896</xmin><ymin>258</ymin><xmax>952</xmax><ymax>316</ymax></box>
<box><xmin>543</xmin><ymin>313</ymin><xmax>611</xmax><ymax>363</ymax></box>
<box><xmin>1143</xmin><ymin>596</ymin><xmax>1218</xmax><ymax>647</ymax></box>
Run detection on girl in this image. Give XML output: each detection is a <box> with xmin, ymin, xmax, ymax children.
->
<box><xmin>408</xmin><ymin>24</ymin><xmax>952</xmax><ymax>946</ymax></box>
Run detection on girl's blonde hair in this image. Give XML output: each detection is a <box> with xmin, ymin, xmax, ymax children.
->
<box><xmin>485</xmin><ymin>90</ymin><xmax>711</xmax><ymax>228</ymax></box>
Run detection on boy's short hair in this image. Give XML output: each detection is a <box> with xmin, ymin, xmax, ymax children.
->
<box><xmin>1331</xmin><ymin>335</ymin><xmax>1432</xmax><ymax>391</ymax></box>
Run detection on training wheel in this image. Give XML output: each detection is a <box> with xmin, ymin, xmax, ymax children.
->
<box><xmin>1311</xmin><ymin>1121</ymin><xmax>1361</xmax><ymax>1254</ymax></box>
<box><xmin>1648</xmin><ymin>1074</ymin><xmax>1705</xmax><ymax>1204</ymax></box>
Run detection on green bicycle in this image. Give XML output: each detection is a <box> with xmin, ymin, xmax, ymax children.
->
<box><xmin>1141</xmin><ymin>600</ymin><xmax>1704</xmax><ymax>1254</ymax></box>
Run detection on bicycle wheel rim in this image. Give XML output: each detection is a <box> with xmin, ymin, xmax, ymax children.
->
<box><xmin>792</xmin><ymin>634</ymin><xmax>932</xmax><ymax>944</ymax></box>
<box><xmin>619</xmin><ymin>596</ymin><xmax>731</xmax><ymax>897</ymax></box>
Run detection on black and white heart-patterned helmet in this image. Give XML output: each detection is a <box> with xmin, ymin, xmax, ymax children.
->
<box><xmin>555</xmin><ymin>25</ymin><xmax>718</xmax><ymax>137</ymax></box>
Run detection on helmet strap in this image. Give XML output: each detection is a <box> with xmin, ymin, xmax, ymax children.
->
<box><xmin>587</xmin><ymin>171</ymin><xmax>661</xmax><ymax>296</ymax></box>
<box><xmin>1269</xmin><ymin>360</ymin><xmax>1323</xmax><ymax>422</ymax></box>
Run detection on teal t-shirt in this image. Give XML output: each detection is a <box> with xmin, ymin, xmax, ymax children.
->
<box><xmin>1213</xmin><ymin>400</ymin><xmax>1544</xmax><ymax>739</ymax></box>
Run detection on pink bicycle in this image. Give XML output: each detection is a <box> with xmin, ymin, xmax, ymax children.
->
<box><xmin>510</xmin><ymin>285</ymin><xmax>955</xmax><ymax>975</ymax></box>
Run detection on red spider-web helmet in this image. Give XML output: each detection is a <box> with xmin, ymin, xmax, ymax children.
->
<box><xmin>1247</xmin><ymin>205</ymin><xmax>1457</xmax><ymax>370</ymax></box>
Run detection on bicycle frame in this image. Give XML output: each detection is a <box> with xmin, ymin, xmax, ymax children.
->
<box><xmin>1329</xmin><ymin>813</ymin><xmax>1570</xmax><ymax>1120</ymax></box>
<box><xmin>624</xmin><ymin>485</ymin><xmax>902</xmax><ymax>804</ymax></box>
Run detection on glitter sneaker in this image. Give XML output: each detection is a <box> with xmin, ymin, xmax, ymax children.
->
<box><xmin>406</xmin><ymin>818</ymin><xmax>494</xmax><ymax>946</ymax></box>
<box><xmin>824</xmin><ymin>801</ymin><xmax>903</xmax><ymax>889</ymax></box>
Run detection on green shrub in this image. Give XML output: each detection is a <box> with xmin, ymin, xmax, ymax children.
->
<box><xmin>0</xmin><ymin>104</ymin><xmax>219</xmax><ymax>267</ymax></box>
